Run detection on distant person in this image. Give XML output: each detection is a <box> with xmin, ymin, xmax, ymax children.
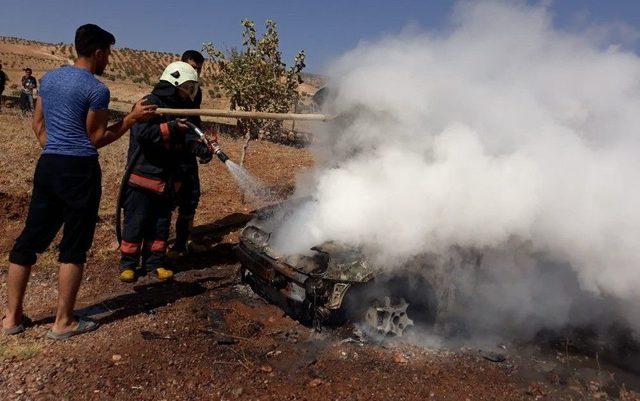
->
<box><xmin>20</xmin><ymin>68</ymin><xmax>37</xmax><ymax>114</ymax></box>
<box><xmin>2</xmin><ymin>24</ymin><xmax>156</xmax><ymax>339</ymax></box>
<box><xmin>0</xmin><ymin>63</ymin><xmax>7</xmax><ymax>111</ymax></box>
<box><xmin>167</xmin><ymin>50</ymin><xmax>209</xmax><ymax>258</ymax></box>
<box><xmin>118</xmin><ymin>61</ymin><xmax>212</xmax><ymax>283</ymax></box>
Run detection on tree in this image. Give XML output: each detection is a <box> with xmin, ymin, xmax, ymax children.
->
<box><xmin>203</xmin><ymin>19</ymin><xmax>306</xmax><ymax>165</ymax></box>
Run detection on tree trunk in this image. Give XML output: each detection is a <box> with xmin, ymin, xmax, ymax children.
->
<box><xmin>291</xmin><ymin>97</ymin><xmax>299</xmax><ymax>133</ymax></box>
<box><xmin>239</xmin><ymin>126</ymin><xmax>251</xmax><ymax>166</ymax></box>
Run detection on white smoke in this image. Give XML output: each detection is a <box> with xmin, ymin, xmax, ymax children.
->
<box><xmin>271</xmin><ymin>1</ymin><xmax>640</xmax><ymax>333</ymax></box>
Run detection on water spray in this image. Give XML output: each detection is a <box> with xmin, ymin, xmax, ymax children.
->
<box><xmin>183</xmin><ymin>121</ymin><xmax>275</xmax><ymax>203</ymax></box>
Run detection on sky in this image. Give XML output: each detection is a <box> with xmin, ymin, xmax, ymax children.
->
<box><xmin>0</xmin><ymin>0</ymin><xmax>639</xmax><ymax>73</ymax></box>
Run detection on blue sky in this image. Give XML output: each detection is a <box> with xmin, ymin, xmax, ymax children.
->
<box><xmin>0</xmin><ymin>1</ymin><xmax>639</xmax><ymax>72</ymax></box>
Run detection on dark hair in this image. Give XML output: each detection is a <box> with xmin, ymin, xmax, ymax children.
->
<box><xmin>24</xmin><ymin>68</ymin><xmax>32</xmax><ymax>73</ymax></box>
<box><xmin>181</xmin><ymin>50</ymin><xmax>204</xmax><ymax>65</ymax></box>
<box><xmin>75</xmin><ymin>24</ymin><xmax>115</xmax><ymax>57</ymax></box>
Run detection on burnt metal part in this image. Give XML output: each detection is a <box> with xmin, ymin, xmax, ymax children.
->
<box><xmin>364</xmin><ymin>296</ymin><xmax>414</xmax><ymax>337</ymax></box>
<box><xmin>236</xmin><ymin>200</ymin><xmax>439</xmax><ymax>336</ymax></box>
<box><xmin>481</xmin><ymin>351</ymin><xmax>507</xmax><ymax>363</ymax></box>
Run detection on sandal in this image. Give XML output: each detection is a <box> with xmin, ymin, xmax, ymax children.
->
<box><xmin>46</xmin><ymin>317</ymin><xmax>99</xmax><ymax>341</ymax></box>
<box><xmin>2</xmin><ymin>315</ymin><xmax>32</xmax><ymax>336</ymax></box>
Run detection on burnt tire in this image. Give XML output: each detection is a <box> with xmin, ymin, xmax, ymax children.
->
<box><xmin>343</xmin><ymin>274</ymin><xmax>438</xmax><ymax>336</ymax></box>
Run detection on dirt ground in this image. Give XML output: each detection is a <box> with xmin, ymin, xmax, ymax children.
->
<box><xmin>1</xmin><ymin>108</ymin><xmax>639</xmax><ymax>401</ymax></box>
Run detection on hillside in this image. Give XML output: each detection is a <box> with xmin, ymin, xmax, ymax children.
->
<box><xmin>0</xmin><ymin>36</ymin><xmax>323</xmax><ymax>113</ymax></box>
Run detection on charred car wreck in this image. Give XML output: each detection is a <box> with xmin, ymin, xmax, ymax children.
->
<box><xmin>237</xmin><ymin>201</ymin><xmax>450</xmax><ymax>336</ymax></box>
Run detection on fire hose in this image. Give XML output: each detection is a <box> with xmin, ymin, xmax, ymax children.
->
<box><xmin>115</xmin><ymin>121</ymin><xmax>230</xmax><ymax>245</ymax></box>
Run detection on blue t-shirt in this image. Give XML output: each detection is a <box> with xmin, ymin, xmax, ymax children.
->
<box><xmin>40</xmin><ymin>66</ymin><xmax>110</xmax><ymax>157</ymax></box>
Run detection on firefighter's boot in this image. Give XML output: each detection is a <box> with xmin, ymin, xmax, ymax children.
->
<box><xmin>119</xmin><ymin>268</ymin><xmax>137</xmax><ymax>283</ymax></box>
<box><xmin>155</xmin><ymin>267</ymin><xmax>174</xmax><ymax>281</ymax></box>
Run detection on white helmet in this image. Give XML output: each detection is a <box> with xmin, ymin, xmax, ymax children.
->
<box><xmin>160</xmin><ymin>61</ymin><xmax>199</xmax><ymax>100</ymax></box>
<box><xmin>160</xmin><ymin>61</ymin><xmax>198</xmax><ymax>86</ymax></box>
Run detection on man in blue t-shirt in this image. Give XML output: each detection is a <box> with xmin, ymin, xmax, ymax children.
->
<box><xmin>2</xmin><ymin>24</ymin><xmax>157</xmax><ymax>339</ymax></box>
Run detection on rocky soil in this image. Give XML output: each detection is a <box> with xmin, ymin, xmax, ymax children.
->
<box><xmin>0</xmin><ymin>109</ymin><xmax>639</xmax><ymax>400</ymax></box>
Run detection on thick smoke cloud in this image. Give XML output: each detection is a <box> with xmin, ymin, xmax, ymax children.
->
<box><xmin>271</xmin><ymin>1</ymin><xmax>640</xmax><ymax>334</ymax></box>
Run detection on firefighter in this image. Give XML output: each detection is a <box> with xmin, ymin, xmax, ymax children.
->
<box><xmin>167</xmin><ymin>50</ymin><xmax>207</xmax><ymax>258</ymax></box>
<box><xmin>118</xmin><ymin>61</ymin><xmax>213</xmax><ymax>283</ymax></box>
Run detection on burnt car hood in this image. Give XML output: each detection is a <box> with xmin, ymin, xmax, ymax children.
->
<box><xmin>240</xmin><ymin>200</ymin><xmax>378</xmax><ymax>283</ymax></box>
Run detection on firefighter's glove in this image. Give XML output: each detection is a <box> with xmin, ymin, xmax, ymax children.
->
<box><xmin>194</xmin><ymin>141</ymin><xmax>213</xmax><ymax>164</ymax></box>
<box><xmin>168</xmin><ymin>119</ymin><xmax>190</xmax><ymax>138</ymax></box>
<box><xmin>205</xmin><ymin>128</ymin><xmax>220</xmax><ymax>144</ymax></box>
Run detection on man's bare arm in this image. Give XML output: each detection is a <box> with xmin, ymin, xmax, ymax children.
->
<box><xmin>87</xmin><ymin>99</ymin><xmax>157</xmax><ymax>149</ymax></box>
<box><xmin>32</xmin><ymin>98</ymin><xmax>46</xmax><ymax>148</ymax></box>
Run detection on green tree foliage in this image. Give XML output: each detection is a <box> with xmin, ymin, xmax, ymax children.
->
<box><xmin>203</xmin><ymin>19</ymin><xmax>306</xmax><ymax>164</ymax></box>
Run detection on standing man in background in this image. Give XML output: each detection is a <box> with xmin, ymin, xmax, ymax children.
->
<box><xmin>0</xmin><ymin>63</ymin><xmax>7</xmax><ymax>112</ymax></box>
<box><xmin>20</xmin><ymin>68</ymin><xmax>37</xmax><ymax>114</ymax></box>
<box><xmin>168</xmin><ymin>50</ymin><xmax>208</xmax><ymax>257</ymax></box>
<box><xmin>2</xmin><ymin>24</ymin><xmax>156</xmax><ymax>339</ymax></box>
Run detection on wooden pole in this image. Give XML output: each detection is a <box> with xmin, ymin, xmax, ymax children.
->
<box><xmin>156</xmin><ymin>108</ymin><xmax>333</xmax><ymax>122</ymax></box>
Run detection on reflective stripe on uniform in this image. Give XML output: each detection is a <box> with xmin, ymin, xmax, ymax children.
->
<box><xmin>121</xmin><ymin>240</ymin><xmax>141</xmax><ymax>254</ymax></box>
<box><xmin>150</xmin><ymin>240</ymin><xmax>167</xmax><ymax>253</ymax></box>
<box><xmin>129</xmin><ymin>173</ymin><xmax>166</xmax><ymax>194</ymax></box>
<box><xmin>159</xmin><ymin>123</ymin><xmax>171</xmax><ymax>148</ymax></box>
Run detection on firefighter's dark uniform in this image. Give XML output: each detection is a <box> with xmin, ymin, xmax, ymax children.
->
<box><xmin>120</xmin><ymin>83</ymin><xmax>211</xmax><ymax>273</ymax></box>
<box><xmin>173</xmin><ymin>87</ymin><xmax>204</xmax><ymax>251</ymax></box>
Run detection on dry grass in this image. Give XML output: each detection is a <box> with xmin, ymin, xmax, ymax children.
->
<box><xmin>0</xmin><ymin>337</ymin><xmax>42</xmax><ymax>362</ymax></box>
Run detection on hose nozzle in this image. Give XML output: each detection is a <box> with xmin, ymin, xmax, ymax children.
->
<box><xmin>211</xmin><ymin>144</ymin><xmax>230</xmax><ymax>163</ymax></box>
<box><xmin>185</xmin><ymin>120</ymin><xmax>230</xmax><ymax>164</ymax></box>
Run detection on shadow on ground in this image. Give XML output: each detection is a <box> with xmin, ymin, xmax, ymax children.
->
<box><xmin>170</xmin><ymin>212</ymin><xmax>253</xmax><ymax>272</ymax></box>
<box><xmin>28</xmin><ymin>213</ymin><xmax>254</xmax><ymax>328</ymax></box>
<box><xmin>31</xmin><ymin>274</ymin><xmax>236</xmax><ymax>328</ymax></box>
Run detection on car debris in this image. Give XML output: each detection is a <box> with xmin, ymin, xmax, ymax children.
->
<box><xmin>481</xmin><ymin>351</ymin><xmax>507</xmax><ymax>363</ymax></box>
<box><xmin>237</xmin><ymin>200</ymin><xmax>479</xmax><ymax>336</ymax></box>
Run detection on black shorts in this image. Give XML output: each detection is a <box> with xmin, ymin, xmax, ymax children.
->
<box><xmin>10</xmin><ymin>154</ymin><xmax>102</xmax><ymax>265</ymax></box>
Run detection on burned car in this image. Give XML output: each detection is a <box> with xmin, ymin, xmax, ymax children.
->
<box><xmin>236</xmin><ymin>201</ymin><xmax>456</xmax><ymax>336</ymax></box>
